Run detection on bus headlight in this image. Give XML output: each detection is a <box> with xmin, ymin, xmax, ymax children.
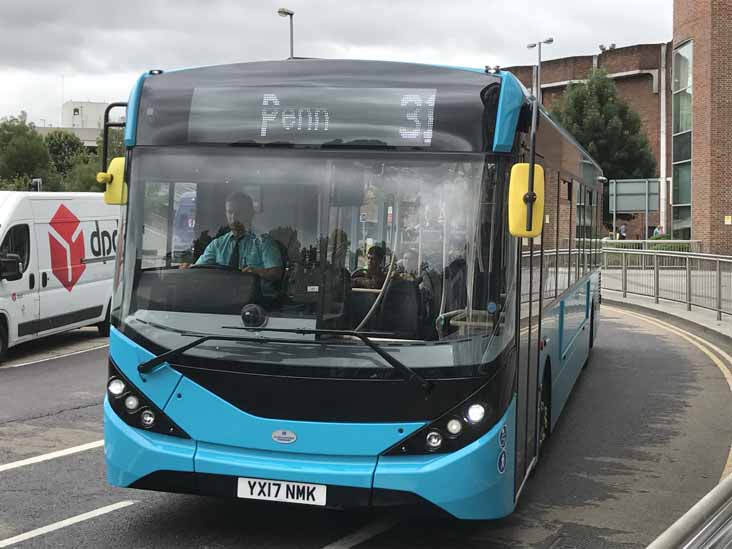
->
<box><xmin>467</xmin><ymin>403</ymin><xmax>486</xmax><ymax>424</ymax></box>
<box><xmin>107</xmin><ymin>360</ymin><xmax>190</xmax><ymax>439</ymax></box>
<box><xmin>382</xmin><ymin>362</ymin><xmax>514</xmax><ymax>456</ymax></box>
<box><xmin>124</xmin><ymin>395</ymin><xmax>140</xmax><ymax>411</ymax></box>
<box><xmin>446</xmin><ymin>418</ymin><xmax>463</xmax><ymax>436</ymax></box>
<box><xmin>425</xmin><ymin>431</ymin><xmax>443</xmax><ymax>450</ymax></box>
<box><xmin>140</xmin><ymin>410</ymin><xmax>156</xmax><ymax>428</ymax></box>
<box><xmin>108</xmin><ymin>378</ymin><xmax>125</xmax><ymax>396</ymax></box>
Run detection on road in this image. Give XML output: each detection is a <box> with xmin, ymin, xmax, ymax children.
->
<box><xmin>1</xmin><ymin>307</ymin><xmax>731</xmax><ymax>548</ymax></box>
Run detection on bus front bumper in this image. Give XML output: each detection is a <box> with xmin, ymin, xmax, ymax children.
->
<box><xmin>104</xmin><ymin>397</ymin><xmax>516</xmax><ymax>519</ymax></box>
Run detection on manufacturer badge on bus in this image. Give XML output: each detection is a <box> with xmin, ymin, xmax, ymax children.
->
<box><xmin>497</xmin><ymin>451</ymin><xmax>507</xmax><ymax>474</ymax></box>
<box><xmin>272</xmin><ymin>430</ymin><xmax>297</xmax><ymax>444</ymax></box>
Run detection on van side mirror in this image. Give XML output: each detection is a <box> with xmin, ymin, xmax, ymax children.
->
<box><xmin>97</xmin><ymin>156</ymin><xmax>127</xmax><ymax>205</ymax></box>
<box><xmin>508</xmin><ymin>163</ymin><xmax>545</xmax><ymax>238</ymax></box>
<box><xmin>0</xmin><ymin>253</ymin><xmax>23</xmax><ymax>282</ymax></box>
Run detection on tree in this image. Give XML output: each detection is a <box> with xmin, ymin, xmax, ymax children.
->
<box><xmin>45</xmin><ymin>129</ymin><xmax>84</xmax><ymax>176</ymax></box>
<box><xmin>0</xmin><ymin>115</ymin><xmax>36</xmax><ymax>157</ymax></box>
<box><xmin>65</xmin><ymin>153</ymin><xmax>104</xmax><ymax>192</ymax></box>
<box><xmin>0</xmin><ymin>130</ymin><xmax>51</xmax><ymax>181</ymax></box>
<box><xmin>0</xmin><ymin>116</ymin><xmax>67</xmax><ymax>191</ymax></box>
<box><xmin>96</xmin><ymin>127</ymin><xmax>125</xmax><ymax>169</ymax></box>
<box><xmin>551</xmin><ymin>69</ymin><xmax>656</xmax><ymax>222</ymax></box>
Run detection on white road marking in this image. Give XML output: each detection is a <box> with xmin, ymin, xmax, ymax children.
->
<box><xmin>0</xmin><ymin>501</ymin><xmax>137</xmax><ymax>548</ymax></box>
<box><xmin>320</xmin><ymin>517</ymin><xmax>401</xmax><ymax>549</ymax></box>
<box><xmin>0</xmin><ymin>344</ymin><xmax>109</xmax><ymax>370</ymax></box>
<box><xmin>0</xmin><ymin>440</ymin><xmax>103</xmax><ymax>473</ymax></box>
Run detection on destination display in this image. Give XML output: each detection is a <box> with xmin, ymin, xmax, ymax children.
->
<box><xmin>188</xmin><ymin>87</ymin><xmax>437</xmax><ymax>147</ymax></box>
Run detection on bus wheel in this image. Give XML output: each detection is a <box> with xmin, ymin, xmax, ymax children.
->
<box><xmin>589</xmin><ymin>303</ymin><xmax>595</xmax><ymax>350</ymax></box>
<box><xmin>538</xmin><ymin>371</ymin><xmax>551</xmax><ymax>458</ymax></box>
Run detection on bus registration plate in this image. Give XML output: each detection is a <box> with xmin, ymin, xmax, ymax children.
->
<box><xmin>237</xmin><ymin>477</ymin><xmax>326</xmax><ymax>506</ymax></box>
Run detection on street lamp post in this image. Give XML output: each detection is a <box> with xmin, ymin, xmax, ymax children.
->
<box><xmin>526</xmin><ymin>37</ymin><xmax>554</xmax><ymax>105</ymax></box>
<box><xmin>278</xmin><ymin>8</ymin><xmax>294</xmax><ymax>59</ymax></box>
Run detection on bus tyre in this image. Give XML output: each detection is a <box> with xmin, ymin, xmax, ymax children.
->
<box><xmin>97</xmin><ymin>302</ymin><xmax>111</xmax><ymax>337</ymax></box>
<box><xmin>538</xmin><ymin>374</ymin><xmax>550</xmax><ymax>459</ymax></box>
<box><xmin>589</xmin><ymin>303</ymin><xmax>595</xmax><ymax>350</ymax></box>
<box><xmin>0</xmin><ymin>324</ymin><xmax>7</xmax><ymax>362</ymax></box>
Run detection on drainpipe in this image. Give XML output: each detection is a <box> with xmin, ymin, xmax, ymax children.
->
<box><xmin>659</xmin><ymin>43</ymin><xmax>668</xmax><ymax>233</ymax></box>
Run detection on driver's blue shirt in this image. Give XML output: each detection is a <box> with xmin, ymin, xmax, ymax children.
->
<box><xmin>195</xmin><ymin>230</ymin><xmax>282</xmax><ymax>269</ymax></box>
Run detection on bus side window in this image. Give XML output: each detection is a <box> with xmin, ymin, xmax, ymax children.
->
<box><xmin>541</xmin><ymin>170</ymin><xmax>560</xmax><ymax>300</ymax></box>
<box><xmin>557</xmin><ymin>179</ymin><xmax>573</xmax><ymax>292</ymax></box>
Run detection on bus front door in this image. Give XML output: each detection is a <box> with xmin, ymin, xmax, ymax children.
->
<box><xmin>514</xmin><ymin>236</ymin><xmax>542</xmax><ymax>498</ymax></box>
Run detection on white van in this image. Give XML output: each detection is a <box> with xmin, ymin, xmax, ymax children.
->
<box><xmin>0</xmin><ymin>192</ymin><xmax>119</xmax><ymax>359</ymax></box>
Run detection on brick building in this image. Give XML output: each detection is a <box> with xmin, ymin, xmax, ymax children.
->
<box><xmin>505</xmin><ymin>0</ymin><xmax>732</xmax><ymax>253</ymax></box>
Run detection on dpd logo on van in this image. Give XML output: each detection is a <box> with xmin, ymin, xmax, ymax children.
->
<box><xmin>49</xmin><ymin>204</ymin><xmax>86</xmax><ymax>292</ymax></box>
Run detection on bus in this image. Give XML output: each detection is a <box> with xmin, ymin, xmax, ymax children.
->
<box><xmin>98</xmin><ymin>59</ymin><xmax>603</xmax><ymax>520</ymax></box>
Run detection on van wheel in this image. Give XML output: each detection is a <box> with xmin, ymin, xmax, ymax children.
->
<box><xmin>0</xmin><ymin>325</ymin><xmax>8</xmax><ymax>362</ymax></box>
<box><xmin>97</xmin><ymin>302</ymin><xmax>111</xmax><ymax>337</ymax></box>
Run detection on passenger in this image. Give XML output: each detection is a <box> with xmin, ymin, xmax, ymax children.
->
<box><xmin>329</xmin><ymin>228</ymin><xmax>350</xmax><ymax>270</ymax></box>
<box><xmin>181</xmin><ymin>191</ymin><xmax>282</xmax><ymax>281</ymax></box>
<box><xmin>352</xmin><ymin>245</ymin><xmax>386</xmax><ymax>289</ymax></box>
<box><xmin>398</xmin><ymin>249</ymin><xmax>420</xmax><ymax>279</ymax></box>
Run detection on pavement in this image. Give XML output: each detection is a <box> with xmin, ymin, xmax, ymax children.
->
<box><xmin>602</xmin><ymin>288</ymin><xmax>732</xmax><ymax>342</ymax></box>
<box><xmin>1</xmin><ymin>307</ymin><xmax>732</xmax><ymax>548</ymax></box>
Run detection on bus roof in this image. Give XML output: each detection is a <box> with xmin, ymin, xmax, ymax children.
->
<box><xmin>127</xmin><ymin>59</ymin><xmax>510</xmax><ymax>153</ymax></box>
<box><xmin>124</xmin><ymin>58</ymin><xmax>602</xmax><ymax>175</ymax></box>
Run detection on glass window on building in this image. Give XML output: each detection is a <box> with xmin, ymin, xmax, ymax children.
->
<box><xmin>672</xmin><ymin>41</ymin><xmax>693</xmax><ymax>239</ymax></box>
<box><xmin>673</xmin><ymin>206</ymin><xmax>691</xmax><ymax>240</ymax></box>
<box><xmin>673</xmin><ymin>163</ymin><xmax>692</xmax><ymax>205</ymax></box>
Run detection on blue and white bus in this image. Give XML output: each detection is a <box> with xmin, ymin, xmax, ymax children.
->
<box><xmin>98</xmin><ymin>59</ymin><xmax>603</xmax><ymax>520</ymax></box>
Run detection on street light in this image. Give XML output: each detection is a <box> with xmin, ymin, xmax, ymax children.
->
<box><xmin>278</xmin><ymin>8</ymin><xmax>294</xmax><ymax>59</ymax></box>
<box><xmin>526</xmin><ymin>37</ymin><xmax>554</xmax><ymax>105</ymax></box>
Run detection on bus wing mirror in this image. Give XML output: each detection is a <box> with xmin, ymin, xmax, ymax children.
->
<box><xmin>97</xmin><ymin>156</ymin><xmax>128</xmax><ymax>205</ymax></box>
<box><xmin>508</xmin><ymin>163</ymin><xmax>544</xmax><ymax>238</ymax></box>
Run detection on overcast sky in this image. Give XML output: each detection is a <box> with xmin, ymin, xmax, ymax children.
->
<box><xmin>0</xmin><ymin>0</ymin><xmax>672</xmax><ymax>127</ymax></box>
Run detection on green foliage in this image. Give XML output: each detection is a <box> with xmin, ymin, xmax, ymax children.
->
<box><xmin>0</xmin><ymin>114</ymin><xmax>98</xmax><ymax>192</ymax></box>
<box><xmin>0</xmin><ymin>116</ymin><xmax>51</xmax><ymax>181</ymax></box>
<box><xmin>551</xmin><ymin>70</ymin><xmax>657</xmax><ymax>222</ymax></box>
<box><xmin>97</xmin><ymin>127</ymin><xmax>125</xmax><ymax>167</ymax></box>
<box><xmin>65</xmin><ymin>152</ymin><xmax>104</xmax><ymax>192</ymax></box>
<box><xmin>0</xmin><ymin>115</ymin><xmax>35</xmax><ymax>156</ymax></box>
<box><xmin>45</xmin><ymin>129</ymin><xmax>84</xmax><ymax>176</ymax></box>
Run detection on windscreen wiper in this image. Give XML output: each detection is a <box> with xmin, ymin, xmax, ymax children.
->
<box><xmin>137</xmin><ymin>327</ymin><xmax>433</xmax><ymax>395</ymax></box>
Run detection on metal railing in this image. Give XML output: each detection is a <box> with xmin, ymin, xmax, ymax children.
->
<box><xmin>568</xmin><ymin>239</ymin><xmax>704</xmax><ymax>253</ymax></box>
<box><xmin>602</xmin><ymin>239</ymin><xmax>704</xmax><ymax>253</ymax></box>
<box><xmin>601</xmin><ymin>248</ymin><xmax>732</xmax><ymax>321</ymax></box>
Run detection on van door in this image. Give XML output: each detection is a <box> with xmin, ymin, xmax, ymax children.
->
<box><xmin>34</xmin><ymin>202</ymin><xmax>114</xmax><ymax>335</ymax></box>
<box><xmin>0</xmin><ymin>223</ymin><xmax>40</xmax><ymax>346</ymax></box>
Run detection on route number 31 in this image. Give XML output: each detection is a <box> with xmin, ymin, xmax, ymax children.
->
<box><xmin>399</xmin><ymin>94</ymin><xmax>436</xmax><ymax>146</ymax></box>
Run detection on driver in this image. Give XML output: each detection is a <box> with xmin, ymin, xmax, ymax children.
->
<box><xmin>181</xmin><ymin>191</ymin><xmax>282</xmax><ymax>281</ymax></box>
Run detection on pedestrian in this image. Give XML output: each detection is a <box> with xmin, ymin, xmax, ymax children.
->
<box><xmin>619</xmin><ymin>223</ymin><xmax>627</xmax><ymax>240</ymax></box>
